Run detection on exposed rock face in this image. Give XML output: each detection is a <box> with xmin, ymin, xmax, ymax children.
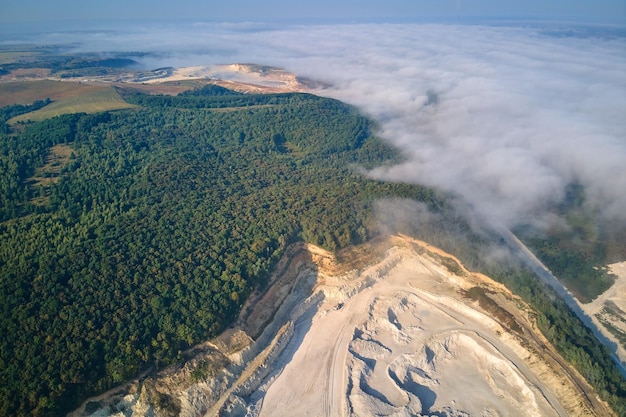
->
<box><xmin>71</xmin><ymin>236</ymin><xmax>615</xmax><ymax>417</ymax></box>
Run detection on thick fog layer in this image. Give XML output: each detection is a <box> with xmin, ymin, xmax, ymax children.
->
<box><xmin>260</xmin><ymin>24</ymin><xmax>626</xmax><ymax>229</ymax></box>
<box><xmin>15</xmin><ymin>22</ymin><xmax>626</xmax><ymax>228</ymax></box>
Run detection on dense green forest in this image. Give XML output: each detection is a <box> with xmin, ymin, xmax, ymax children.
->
<box><xmin>1</xmin><ymin>85</ymin><xmax>624</xmax><ymax>416</ymax></box>
<box><xmin>0</xmin><ymin>86</ymin><xmax>442</xmax><ymax>416</ymax></box>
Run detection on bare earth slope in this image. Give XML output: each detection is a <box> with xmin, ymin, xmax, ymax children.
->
<box><xmin>71</xmin><ymin>236</ymin><xmax>614</xmax><ymax>417</ymax></box>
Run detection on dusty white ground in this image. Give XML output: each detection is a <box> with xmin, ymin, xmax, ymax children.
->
<box><xmin>249</xmin><ymin>244</ymin><xmax>567</xmax><ymax>417</ymax></box>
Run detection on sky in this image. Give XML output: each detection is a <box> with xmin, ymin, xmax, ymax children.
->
<box><xmin>1</xmin><ymin>0</ymin><xmax>626</xmax><ymax>25</ymax></box>
<box><xmin>1</xmin><ymin>2</ymin><xmax>626</xmax><ymax>237</ymax></box>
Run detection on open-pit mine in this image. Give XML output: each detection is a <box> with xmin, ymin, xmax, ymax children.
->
<box><xmin>71</xmin><ymin>235</ymin><xmax>614</xmax><ymax>417</ymax></box>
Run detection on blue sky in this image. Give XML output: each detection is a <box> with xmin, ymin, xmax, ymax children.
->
<box><xmin>2</xmin><ymin>0</ymin><xmax>625</xmax><ymax>25</ymax></box>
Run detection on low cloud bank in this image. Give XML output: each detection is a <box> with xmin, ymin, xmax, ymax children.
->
<box><xmin>19</xmin><ymin>22</ymin><xmax>626</xmax><ymax>229</ymax></box>
<box><xmin>272</xmin><ymin>24</ymin><xmax>626</xmax><ymax>229</ymax></box>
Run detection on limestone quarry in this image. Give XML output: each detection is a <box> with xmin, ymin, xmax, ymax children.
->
<box><xmin>71</xmin><ymin>236</ymin><xmax>615</xmax><ymax>417</ymax></box>
<box><xmin>115</xmin><ymin>63</ymin><xmax>323</xmax><ymax>94</ymax></box>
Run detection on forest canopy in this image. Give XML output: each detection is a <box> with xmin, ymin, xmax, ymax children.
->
<box><xmin>0</xmin><ymin>87</ymin><xmax>440</xmax><ymax>416</ymax></box>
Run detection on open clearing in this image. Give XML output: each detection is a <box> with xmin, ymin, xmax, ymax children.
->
<box><xmin>27</xmin><ymin>143</ymin><xmax>74</xmax><ymax>187</ymax></box>
<box><xmin>27</xmin><ymin>143</ymin><xmax>75</xmax><ymax>206</ymax></box>
<box><xmin>0</xmin><ymin>79</ymin><xmax>112</xmax><ymax>107</ymax></box>
<box><xmin>0</xmin><ymin>80</ymin><xmax>137</xmax><ymax>123</ymax></box>
<box><xmin>8</xmin><ymin>85</ymin><xmax>136</xmax><ymax>123</ymax></box>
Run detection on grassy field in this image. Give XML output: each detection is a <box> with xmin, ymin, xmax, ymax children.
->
<box><xmin>8</xmin><ymin>85</ymin><xmax>137</xmax><ymax>123</ymax></box>
<box><xmin>0</xmin><ymin>79</ymin><xmax>117</xmax><ymax>106</ymax></box>
<box><xmin>1</xmin><ymin>78</ymin><xmax>139</xmax><ymax>102</ymax></box>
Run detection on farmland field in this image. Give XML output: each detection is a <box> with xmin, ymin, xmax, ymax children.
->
<box><xmin>8</xmin><ymin>85</ymin><xmax>136</xmax><ymax>123</ymax></box>
<box><xmin>0</xmin><ymin>80</ymin><xmax>107</xmax><ymax>107</ymax></box>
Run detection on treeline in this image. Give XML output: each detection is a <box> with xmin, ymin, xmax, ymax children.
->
<box><xmin>0</xmin><ymin>98</ymin><xmax>52</xmax><ymax>133</ymax></box>
<box><xmin>125</xmin><ymin>87</ymin><xmax>342</xmax><ymax>112</ymax></box>
<box><xmin>0</xmin><ymin>89</ymin><xmax>439</xmax><ymax>416</ymax></box>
